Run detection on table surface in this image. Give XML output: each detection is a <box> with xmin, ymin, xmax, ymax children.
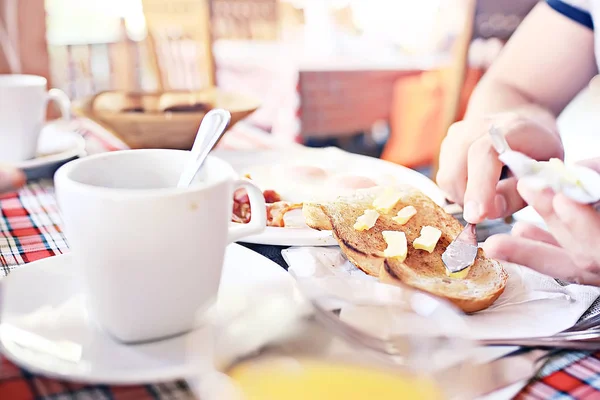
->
<box><xmin>0</xmin><ymin>119</ymin><xmax>599</xmax><ymax>400</ymax></box>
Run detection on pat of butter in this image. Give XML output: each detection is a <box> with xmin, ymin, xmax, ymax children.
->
<box><xmin>372</xmin><ymin>188</ymin><xmax>403</xmax><ymax>213</ymax></box>
<box><xmin>413</xmin><ymin>226</ymin><xmax>442</xmax><ymax>253</ymax></box>
<box><xmin>548</xmin><ymin>158</ymin><xmax>581</xmax><ymax>186</ymax></box>
<box><xmin>445</xmin><ymin>266</ymin><xmax>471</xmax><ymax>279</ymax></box>
<box><xmin>392</xmin><ymin>206</ymin><xmax>417</xmax><ymax>225</ymax></box>
<box><xmin>534</xmin><ymin>158</ymin><xmax>581</xmax><ymax>186</ymax></box>
<box><xmin>353</xmin><ymin>209</ymin><xmax>380</xmax><ymax>231</ymax></box>
<box><xmin>382</xmin><ymin>231</ymin><xmax>407</xmax><ymax>261</ymax></box>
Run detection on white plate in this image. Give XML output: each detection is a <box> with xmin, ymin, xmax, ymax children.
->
<box><xmin>7</xmin><ymin>121</ymin><xmax>87</xmax><ymax>178</ymax></box>
<box><xmin>0</xmin><ymin>244</ymin><xmax>293</xmax><ymax>384</ymax></box>
<box><xmin>215</xmin><ymin>147</ymin><xmax>446</xmax><ymax>246</ymax></box>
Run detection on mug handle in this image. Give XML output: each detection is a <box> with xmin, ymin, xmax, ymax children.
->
<box><xmin>228</xmin><ymin>179</ymin><xmax>267</xmax><ymax>243</ymax></box>
<box><xmin>48</xmin><ymin>88</ymin><xmax>72</xmax><ymax>120</ymax></box>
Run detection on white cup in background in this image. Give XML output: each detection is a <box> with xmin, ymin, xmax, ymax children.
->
<box><xmin>54</xmin><ymin>149</ymin><xmax>266</xmax><ymax>343</ymax></box>
<box><xmin>0</xmin><ymin>74</ymin><xmax>71</xmax><ymax>162</ymax></box>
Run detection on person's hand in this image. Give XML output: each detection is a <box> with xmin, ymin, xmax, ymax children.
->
<box><xmin>0</xmin><ymin>165</ymin><xmax>26</xmax><ymax>194</ymax></box>
<box><xmin>482</xmin><ymin>158</ymin><xmax>600</xmax><ymax>285</ymax></box>
<box><xmin>436</xmin><ymin>112</ymin><xmax>564</xmax><ymax>224</ymax></box>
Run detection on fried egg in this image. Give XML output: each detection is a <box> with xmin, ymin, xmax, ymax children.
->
<box><xmin>284</xmin><ymin>165</ymin><xmax>329</xmax><ymax>182</ymax></box>
<box><xmin>328</xmin><ymin>175</ymin><xmax>378</xmax><ymax>190</ymax></box>
<box><xmin>243</xmin><ymin>163</ymin><xmax>383</xmax><ymax>204</ymax></box>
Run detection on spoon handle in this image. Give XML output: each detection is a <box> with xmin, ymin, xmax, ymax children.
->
<box><xmin>177</xmin><ymin>109</ymin><xmax>231</xmax><ymax>188</ymax></box>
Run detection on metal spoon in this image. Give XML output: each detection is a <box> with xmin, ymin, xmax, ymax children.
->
<box><xmin>177</xmin><ymin>109</ymin><xmax>231</xmax><ymax>188</ymax></box>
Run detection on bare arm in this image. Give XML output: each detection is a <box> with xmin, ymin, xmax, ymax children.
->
<box><xmin>465</xmin><ymin>2</ymin><xmax>596</xmax><ymax>125</ymax></box>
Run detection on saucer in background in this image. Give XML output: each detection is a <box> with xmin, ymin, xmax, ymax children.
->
<box><xmin>6</xmin><ymin>121</ymin><xmax>87</xmax><ymax>180</ymax></box>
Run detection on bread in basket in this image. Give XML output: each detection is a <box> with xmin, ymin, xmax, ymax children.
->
<box><xmin>72</xmin><ymin>88</ymin><xmax>260</xmax><ymax>149</ymax></box>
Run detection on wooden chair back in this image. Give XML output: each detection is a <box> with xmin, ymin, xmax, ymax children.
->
<box><xmin>48</xmin><ymin>19</ymin><xmax>140</xmax><ymax>99</ymax></box>
<box><xmin>211</xmin><ymin>0</ymin><xmax>279</xmax><ymax>41</ymax></box>
<box><xmin>430</xmin><ymin>0</ymin><xmax>477</xmax><ymax>176</ymax></box>
<box><xmin>382</xmin><ymin>0</ymin><xmax>539</xmax><ymax>173</ymax></box>
<box><xmin>430</xmin><ymin>0</ymin><xmax>540</xmax><ymax>177</ymax></box>
<box><xmin>141</xmin><ymin>0</ymin><xmax>215</xmax><ymax>91</ymax></box>
<box><xmin>381</xmin><ymin>0</ymin><xmax>477</xmax><ymax>171</ymax></box>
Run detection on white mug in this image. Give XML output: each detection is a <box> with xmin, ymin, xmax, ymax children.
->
<box><xmin>54</xmin><ymin>149</ymin><xmax>266</xmax><ymax>343</ymax></box>
<box><xmin>0</xmin><ymin>74</ymin><xmax>71</xmax><ymax>162</ymax></box>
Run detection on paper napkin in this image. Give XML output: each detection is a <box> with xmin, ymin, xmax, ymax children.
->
<box><xmin>282</xmin><ymin>247</ymin><xmax>600</xmax><ymax>341</ymax></box>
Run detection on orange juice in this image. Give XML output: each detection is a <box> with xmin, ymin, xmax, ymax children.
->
<box><xmin>227</xmin><ymin>357</ymin><xmax>443</xmax><ymax>400</ymax></box>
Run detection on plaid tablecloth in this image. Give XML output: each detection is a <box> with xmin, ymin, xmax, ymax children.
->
<box><xmin>1</xmin><ymin>120</ymin><xmax>600</xmax><ymax>400</ymax></box>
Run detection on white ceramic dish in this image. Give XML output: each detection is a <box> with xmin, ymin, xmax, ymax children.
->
<box><xmin>215</xmin><ymin>147</ymin><xmax>447</xmax><ymax>247</ymax></box>
<box><xmin>0</xmin><ymin>244</ymin><xmax>293</xmax><ymax>384</ymax></box>
<box><xmin>6</xmin><ymin>121</ymin><xmax>87</xmax><ymax>180</ymax></box>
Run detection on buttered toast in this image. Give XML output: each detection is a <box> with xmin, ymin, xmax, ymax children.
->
<box><xmin>303</xmin><ymin>186</ymin><xmax>507</xmax><ymax>313</ymax></box>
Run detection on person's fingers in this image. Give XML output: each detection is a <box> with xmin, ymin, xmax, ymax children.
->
<box><xmin>483</xmin><ymin>234</ymin><xmax>600</xmax><ymax>285</ymax></box>
<box><xmin>462</xmin><ymin>120</ymin><xmax>563</xmax><ymax>223</ymax></box>
<box><xmin>437</xmin><ymin>115</ymin><xmax>563</xmax><ymax>219</ymax></box>
<box><xmin>492</xmin><ymin>178</ymin><xmax>527</xmax><ymax>219</ymax></box>
<box><xmin>576</xmin><ymin>157</ymin><xmax>600</xmax><ymax>173</ymax></box>
<box><xmin>463</xmin><ymin>135</ymin><xmax>504</xmax><ymax>223</ymax></box>
<box><xmin>552</xmin><ymin>193</ymin><xmax>600</xmax><ymax>268</ymax></box>
<box><xmin>502</xmin><ymin>121</ymin><xmax>564</xmax><ymax>161</ymax></box>
<box><xmin>510</xmin><ymin>221</ymin><xmax>559</xmax><ymax>246</ymax></box>
<box><xmin>0</xmin><ymin>166</ymin><xmax>25</xmax><ymax>193</ymax></box>
<box><xmin>516</xmin><ymin>181</ymin><xmax>555</xmax><ymax>218</ymax></box>
<box><xmin>517</xmin><ymin>181</ymin><xmax>600</xmax><ymax>275</ymax></box>
<box><xmin>436</xmin><ymin>121</ymin><xmax>472</xmax><ymax>205</ymax></box>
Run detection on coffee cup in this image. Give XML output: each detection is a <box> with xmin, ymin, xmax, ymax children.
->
<box><xmin>54</xmin><ymin>149</ymin><xmax>266</xmax><ymax>343</ymax></box>
<box><xmin>0</xmin><ymin>74</ymin><xmax>71</xmax><ymax>162</ymax></box>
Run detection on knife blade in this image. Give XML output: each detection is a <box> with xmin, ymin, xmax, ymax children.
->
<box><xmin>442</xmin><ymin>222</ymin><xmax>478</xmax><ymax>274</ymax></box>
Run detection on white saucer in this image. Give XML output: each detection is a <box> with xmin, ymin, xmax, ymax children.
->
<box><xmin>0</xmin><ymin>244</ymin><xmax>294</xmax><ymax>384</ymax></box>
<box><xmin>8</xmin><ymin>121</ymin><xmax>87</xmax><ymax>177</ymax></box>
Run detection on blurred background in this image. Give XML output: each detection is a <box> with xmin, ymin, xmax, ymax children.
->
<box><xmin>0</xmin><ymin>0</ymin><xmax>595</xmax><ymax>177</ymax></box>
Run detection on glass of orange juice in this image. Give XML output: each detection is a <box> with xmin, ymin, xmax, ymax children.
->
<box><xmin>195</xmin><ymin>282</ymin><xmax>492</xmax><ymax>400</ymax></box>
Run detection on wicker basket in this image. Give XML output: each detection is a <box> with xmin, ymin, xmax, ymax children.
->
<box><xmin>72</xmin><ymin>88</ymin><xmax>260</xmax><ymax>149</ymax></box>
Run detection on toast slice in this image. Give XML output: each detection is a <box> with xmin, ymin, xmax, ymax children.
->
<box><xmin>303</xmin><ymin>186</ymin><xmax>508</xmax><ymax>313</ymax></box>
<box><xmin>303</xmin><ymin>186</ymin><xmax>385</xmax><ymax>232</ymax></box>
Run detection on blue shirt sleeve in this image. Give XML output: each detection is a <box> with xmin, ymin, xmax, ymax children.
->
<box><xmin>547</xmin><ymin>0</ymin><xmax>593</xmax><ymax>29</ymax></box>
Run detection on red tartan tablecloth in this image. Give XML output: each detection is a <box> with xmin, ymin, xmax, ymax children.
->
<box><xmin>1</xmin><ymin>119</ymin><xmax>600</xmax><ymax>400</ymax></box>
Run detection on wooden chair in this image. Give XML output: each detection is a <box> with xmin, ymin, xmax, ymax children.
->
<box><xmin>429</xmin><ymin>0</ymin><xmax>540</xmax><ymax>177</ymax></box>
<box><xmin>211</xmin><ymin>0</ymin><xmax>279</xmax><ymax>41</ymax></box>
<box><xmin>381</xmin><ymin>0</ymin><xmax>477</xmax><ymax>171</ymax></box>
<box><xmin>141</xmin><ymin>0</ymin><xmax>215</xmax><ymax>91</ymax></box>
<box><xmin>46</xmin><ymin>18</ymin><xmax>140</xmax><ymax>99</ymax></box>
<box><xmin>382</xmin><ymin>0</ymin><xmax>539</xmax><ymax>175</ymax></box>
<box><xmin>430</xmin><ymin>0</ymin><xmax>477</xmax><ymax>177</ymax></box>
<box><xmin>1</xmin><ymin>1</ymin><xmax>141</xmax><ymax>98</ymax></box>
<box><xmin>0</xmin><ymin>0</ymin><xmax>50</xmax><ymax>79</ymax></box>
